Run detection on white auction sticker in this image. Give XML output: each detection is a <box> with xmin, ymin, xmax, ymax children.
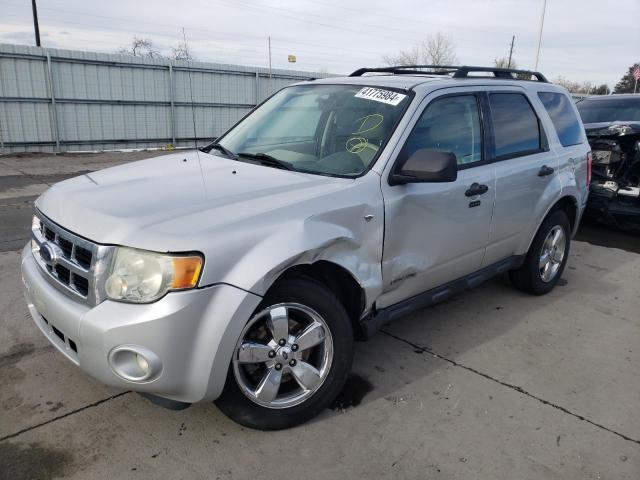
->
<box><xmin>355</xmin><ymin>87</ymin><xmax>407</xmax><ymax>106</ymax></box>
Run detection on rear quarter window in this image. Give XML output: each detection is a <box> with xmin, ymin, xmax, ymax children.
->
<box><xmin>489</xmin><ymin>93</ymin><xmax>542</xmax><ymax>159</ymax></box>
<box><xmin>538</xmin><ymin>92</ymin><xmax>584</xmax><ymax>147</ymax></box>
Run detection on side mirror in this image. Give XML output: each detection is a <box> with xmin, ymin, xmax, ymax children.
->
<box><xmin>389</xmin><ymin>149</ymin><xmax>458</xmax><ymax>185</ymax></box>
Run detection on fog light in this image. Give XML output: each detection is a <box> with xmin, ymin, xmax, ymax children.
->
<box><xmin>108</xmin><ymin>345</ymin><xmax>161</xmax><ymax>383</ymax></box>
<box><xmin>136</xmin><ymin>353</ymin><xmax>150</xmax><ymax>374</ymax></box>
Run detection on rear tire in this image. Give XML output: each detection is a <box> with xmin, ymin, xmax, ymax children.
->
<box><xmin>215</xmin><ymin>277</ymin><xmax>353</xmax><ymax>430</ymax></box>
<box><xmin>509</xmin><ymin>209</ymin><xmax>571</xmax><ymax>295</ymax></box>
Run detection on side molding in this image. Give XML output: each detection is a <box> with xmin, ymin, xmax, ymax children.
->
<box><xmin>360</xmin><ymin>255</ymin><xmax>524</xmax><ymax>338</ymax></box>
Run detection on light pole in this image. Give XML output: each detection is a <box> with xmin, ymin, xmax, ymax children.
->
<box><xmin>534</xmin><ymin>0</ymin><xmax>548</xmax><ymax>71</ymax></box>
<box><xmin>508</xmin><ymin>35</ymin><xmax>515</xmax><ymax>69</ymax></box>
<box><xmin>32</xmin><ymin>0</ymin><xmax>41</xmax><ymax>46</ymax></box>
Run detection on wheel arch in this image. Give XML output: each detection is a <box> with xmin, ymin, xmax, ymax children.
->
<box><xmin>522</xmin><ymin>194</ymin><xmax>579</xmax><ymax>254</ymax></box>
<box><xmin>551</xmin><ymin>195</ymin><xmax>579</xmax><ymax>233</ymax></box>
<box><xmin>268</xmin><ymin>261</ymin><xmax>368</xmax><ymax>340</ymax></box>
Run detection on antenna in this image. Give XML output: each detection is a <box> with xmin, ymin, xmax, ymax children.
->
<box><xmin>183</xmin><ymin>27</ymin><xmax>198</xmax><ymax>150</ymax></box>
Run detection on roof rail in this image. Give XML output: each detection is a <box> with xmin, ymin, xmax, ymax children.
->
<box><xmin>349</xmin><ymin>65</ymin><xmax>549</xmax><ymax>83</ymax></box>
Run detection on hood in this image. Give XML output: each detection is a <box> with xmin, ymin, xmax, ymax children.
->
<box><xmin>584</xmin><ymin>121</ymin><xmax>640</xmax><ymax>137</ymax></box>
<box><xmin>36</xmin><ymin>150</ymin><xmax>351</xmax><ymax>251</ymax></box>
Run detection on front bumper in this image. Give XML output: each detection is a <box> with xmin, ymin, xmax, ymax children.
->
<box><xmin>21</xmin><ymin>244</ymin><xmax>262</xmax><ymax>403</ymax></box>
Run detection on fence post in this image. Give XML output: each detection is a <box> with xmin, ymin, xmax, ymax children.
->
<box><xmin>255</xmin><ymin>71</ymin><xmax>260</xmax><ymax>106</ymax></box>
<box><xmin>45</xmin><ymin>53</ymin><xmax>60</xmax><ymax>151</ymax></box>
<box><xmin>168</xmin><ymin>63</ymin><xmax>176</xmax><ymax>146</ymax></box>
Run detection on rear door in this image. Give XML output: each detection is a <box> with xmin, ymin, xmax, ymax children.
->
<box><xmin>482</xmin><ymin>87</ymin><xmax>560</xmax><ymax>266</ymax></box>
<box><xmin>537</xmin><ymin>91</ymin><xmax>590</xmax><ymax>208</ymax></box>
<box><xmin>378</xmin><ymin>88</ymin><xmax>495</xmax><ymax>309</ymax></box>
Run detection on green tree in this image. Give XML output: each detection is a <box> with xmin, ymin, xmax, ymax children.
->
<box><xmin>592</xmin><ymin>84</ymin><xmax>609</xmax><ymax>95</ymax></box>
<box><xmin>614</xmin><ymin>63</ymin><xmax>640</xmax><ymax>93</ymax></box>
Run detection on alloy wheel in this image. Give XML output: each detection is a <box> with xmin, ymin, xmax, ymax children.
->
<box><xmin>232</xmin><ymin>303</ymin><xmax>334</xmax><ymax>409</ymax></box>
<box><xmin>539</xmin><ymin>225</ymin><xmax>566</xmax><ymax>283</ymax></box>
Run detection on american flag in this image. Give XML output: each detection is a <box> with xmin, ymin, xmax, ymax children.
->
<box><xmin>634</xmin><ymin>65</ymin><xmax>640</xmax><ymax>81</ymax></box>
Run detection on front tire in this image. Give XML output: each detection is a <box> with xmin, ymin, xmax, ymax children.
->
<box><xmin>509</xmin><ymin>209</ymin><xmax>571</xmax><ymax>295</ymax></box>
<box><xmin>215</xmin><ymin>277</ymin><xmax>353</xmax><ymax>430</ymax></box>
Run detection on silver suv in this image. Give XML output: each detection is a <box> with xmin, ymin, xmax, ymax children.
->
<box><xmin>21</xmin><ymin>65</ymin><xmax>591</xmax><ymax>430</ymax></box>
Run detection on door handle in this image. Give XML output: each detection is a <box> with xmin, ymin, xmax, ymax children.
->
<box><xmin>465</xmin><ymin>183</ymin><xmax>489</xmax><ymax>197</ymax></box>
<box><xmin>538</xmin><ymin>165</ymin><xmax>555</xmax><ymax>177</ymax></box>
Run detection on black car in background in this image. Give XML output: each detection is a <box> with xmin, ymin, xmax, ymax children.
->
<box><xmin>577</xmin><ymin>95</ymin><xmax>640</xmax><ymax>230</ymax></box>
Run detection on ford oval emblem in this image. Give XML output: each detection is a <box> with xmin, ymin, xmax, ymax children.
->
<box><xmin>39</xmin><ymin>242</ymin><xmax>58</xmax><ymax>266</ymax></box>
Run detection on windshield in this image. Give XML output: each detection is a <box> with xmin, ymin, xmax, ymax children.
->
<box><xmin>577</xmin><ymin>97</ymin><xmax>640</xmax><ymax>124</ymax></box>
<box><xmin>214</xmin><ymin>84</ymin><xmax>411</xmax><ymax>176</ymax></box>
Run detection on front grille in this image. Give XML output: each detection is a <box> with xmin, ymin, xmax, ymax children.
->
<box><xmin>41</xmin><ymin>315</ymin><xmax>79</xmax><ymax>358</ymax></box>
<box><xmin>74</xmin><ymin>246</ymin><xmax>93</xmax><ymax>269</ymax></box>
<box><xmin>31</xmin><ymin>211</ymin><xmax>109</xmax><ymax>306</ymax></box>
<box><xmin>53</xmin><ymin>264</ymin><xmax>71</xmax><ymax>284</ymax></box>
<box><xmin>73</xmin><ymin>275</ymin><xmax>89</xmax><ymax>296</ymax></box>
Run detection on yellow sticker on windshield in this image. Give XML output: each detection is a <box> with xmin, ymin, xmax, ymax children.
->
<box><xmin>355</xmin><ymin>87</ymin><xmax>406</xmax><ymax>106</ymax></box>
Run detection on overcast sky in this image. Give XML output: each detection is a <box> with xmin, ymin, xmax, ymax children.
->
<box><xmin>1</xmin><ymin>0</ymin><xmax>638</xmax><ymax>87</ymax></box>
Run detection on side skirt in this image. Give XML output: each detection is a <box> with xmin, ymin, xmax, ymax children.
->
<box><xmin>360</xmin><ymin>255</ymin><xmax>524</xmax><ymax>339</ymax></box>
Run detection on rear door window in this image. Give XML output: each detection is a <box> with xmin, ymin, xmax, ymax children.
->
<box><xmin>538</xmin><ymin>92</ymin><xmax>584</xmax><ymax>146</ymax></box>
<box><xmin>489</xmin><ymin>93</ymin><xmax>542</xmax><ymax>159</ymax></box>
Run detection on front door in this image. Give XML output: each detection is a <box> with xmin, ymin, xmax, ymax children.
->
<box><xmin>378</xmin><ymin>90</ymin><xmax>495</xmax><ymax>309</ymax></box>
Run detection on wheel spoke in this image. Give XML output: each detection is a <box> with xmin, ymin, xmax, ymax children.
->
<box><xmin>551</xmin><ymin>228</ymin><xmax>563</xmax><ymax>248</ymax></box>
<box><xmin>541</xmin><ymin>261</ymin><xmax>551</xmax><ymax>280</ymax></box>
<box><xmin>267</xmin><ymin>306</ymin><xmax>289</xmax><ymax>343</ymax></box>
<box><xmin>237</xmin><ymin>342</ymin><xmax>273</xmax><ymax>364</ymax></box>
<box><xmin>539</xmin><ymin>252</ymin><xmax>550</xmax><ymax>269</ymax></box>
<box><xmin>290</xmin><ymin>360</ymin><xmax>322</xmax><ymax>391</ymax></box>
<box><xmin>254</xmin><ymin>366</ymin><xmax>282</xmax><ymax>403</ymax></box>
<box><xmin>552</xmin><ymin>249</ymin><xmax>564</xmax><ymax>262</ymax></box>
<box><xmin>293</xmin><ymin>322</ymin><xmax>325</xmax><ymax>352</ymax></box>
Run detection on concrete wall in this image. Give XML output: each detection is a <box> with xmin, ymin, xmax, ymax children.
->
<box><xmin>0</xmin><ymin>43</ymin><xmax>329</xmax><ymax>153</ymax></box>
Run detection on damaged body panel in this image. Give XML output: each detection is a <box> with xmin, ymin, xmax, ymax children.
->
<box><xmin>577</xmin><ymin>96</ymin><xmax>640</xmax><ymax>229</ymax></box>
<box><xmin>35</xmin><ymin>150</ymin><xmax>386</xmax><ymax>307</ymax></box>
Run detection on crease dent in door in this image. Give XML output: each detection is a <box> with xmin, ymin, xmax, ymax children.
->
<box><xmin>479</xmin><ymin>164</ymin><xmax>499</xmax><ymax>267</ymax></box>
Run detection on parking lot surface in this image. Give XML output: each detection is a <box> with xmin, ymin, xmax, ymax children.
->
<box><xmin>0</xmin><ymin>152</ymin><xmax>638</xmax><ymax>479</ymax></box>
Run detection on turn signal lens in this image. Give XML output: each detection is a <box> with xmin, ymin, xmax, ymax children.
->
<box><xmin>172</xmin><ymin>256</ymin><xmax>203</xmax><ymax>289</ymax></box>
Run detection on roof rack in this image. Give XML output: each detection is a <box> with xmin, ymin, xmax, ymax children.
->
<box><xmin>349</xmin><ymin>65</ymin><xmax>549</xmax><ymax>83</ymax></box>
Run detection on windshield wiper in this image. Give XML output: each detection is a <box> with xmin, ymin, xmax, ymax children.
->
<box><xmin>205</xmin><ymin>143</ymin><xmax>237</xmax><ymax>159</ymax></box>
<box><xmin>236</xmin><ymin>152</ymin><xmax>297</xmax><ymax>171</ymax></box>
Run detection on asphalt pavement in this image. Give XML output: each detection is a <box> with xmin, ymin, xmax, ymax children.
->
<box><xmin>0</xmin><ymin>152</ymin><xmax>638</xmax><ymax>479</ymax></box>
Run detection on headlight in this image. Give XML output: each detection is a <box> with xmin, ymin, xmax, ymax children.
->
<box><xmin>105</xmin><ymin>247</ymin><xmax>203</xmax><ymax>303</ymax></box>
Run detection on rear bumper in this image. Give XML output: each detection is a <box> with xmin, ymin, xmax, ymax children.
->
<box><xmin>21</xmin><ymin>244</ymin><xmax>262</xmax><ymax>403</ymax></box>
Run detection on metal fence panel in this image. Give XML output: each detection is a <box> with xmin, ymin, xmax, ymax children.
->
<box><xmin>0</xmin><ymin>43</ymin><xmax>330</xmax><ymax>153</ymax></box>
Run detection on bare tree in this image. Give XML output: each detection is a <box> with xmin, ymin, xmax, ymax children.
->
<box><xmin>118</xmin><ymin>37</ymin><xmax>162</xmax><ymax>58</ymax></box>
<box><xmin>383</xmin><ymin>33</ymin><xmax>457</xmax><ymax>67</ymax></box>
<box><xmin>553</xmin><ymin>76</ymin><xmax>608</xmax><ymax>95</ymax></box>
<box><xmin>382</xmin><ymin>46</ymin><xmax>421</xmax><ymax>66</ymax></box>
<box><xmin>424</xmin><ymin>32</ymin><xmax>458</xmax><ymax>66</ymax></box>
<box><xmin>170</xmin><ymin>40</ymin><xmax>195</xmax><ymax>61</ymax></box>
<box><xmin>494</xmin><ymin>57</ymin><xmax>518</xmax><ymax>69</ymax></box>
